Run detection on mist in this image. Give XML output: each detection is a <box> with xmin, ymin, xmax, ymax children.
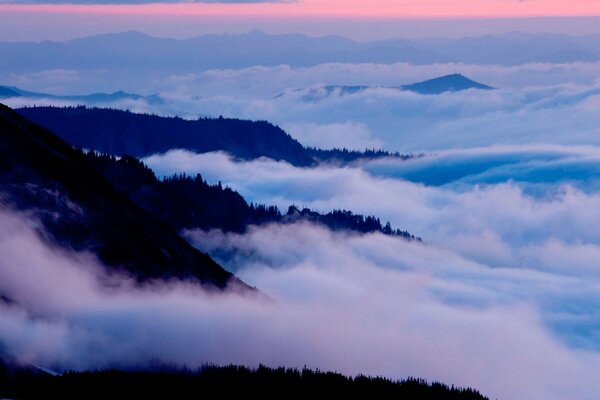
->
<box><xmin>5</xmin><ymin>61</ymin><xmax>600</xmax><ymax>151</ymax></box>
<box><xmin>3</xmin><ymin>208</ymin><xmax>600</xmax><ymax>400</ymax></box>
<box><xmin>143</xmin><ymin>146</ymin><xmax>600</xmax><ymax>348</ymax></box>
<box><xmin>3</xmin><ymin>37</ymin><xmax>600</xmax><ymax>400</ymax></box>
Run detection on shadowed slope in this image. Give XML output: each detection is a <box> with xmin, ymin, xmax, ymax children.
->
<box><xmin>0</xmin><ymin>103</ymin><xmax>239</xmax><ymax>288</ymax></box>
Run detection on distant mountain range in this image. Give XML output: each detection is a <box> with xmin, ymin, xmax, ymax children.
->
<box><xmin>17</xmin><ymin>106</ymin><xmax>415</xmax><ymax>166</ymax></box>
<box><xmin>282</xmin><ymin>74</ymin><xmax>493</xmax><ymax>101</ymax></box>
<box><xmin>0</xmin><ymin>103</ymin><xmax>238</xmax><ymax>288</ymax></box>
<box><xmin>0</xmin><ymin>85</ymin><xmax>163</xmax><ymax>105</ymax></box>
<box><xmin>3</xmin><ymin>30</ymin><xmax>600</xmax><ymax>70</ymax></box>
<box><xmin>1</xmin><ymin>31</ymin><xmax>598</xmax><ymax>91</ymax></box>
<box><xmin>1</xmin><ymin>74</ymin><xmax>491</xmax><ymax>111</ymax></box>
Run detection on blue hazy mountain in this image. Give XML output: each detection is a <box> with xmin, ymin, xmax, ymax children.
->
<box><xmin>282</xmin><ymin>74</ymin><xmax>493</xmax><ymax>101</ymax></box>
<box><xmin>0</xmin><ymin>85</ymin><xmax>163</xmax><ymax>105</ymax></box>
<box><xmin>400</xmin><ymin>73</ymin><xmax>493</xmax><ymax>94</ymax></box>
<box><xmin>1</xmin><ymin>31</ymin><xmax>597</xmax><ymax>94</ymax></box>
<box><xmin>1</xmin><ymin>30</ymin><xmax>598</xmax><ymax>76</ymax></box>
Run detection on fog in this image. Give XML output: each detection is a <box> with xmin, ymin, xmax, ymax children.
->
<box><xmin>4</xmin><ymin>53</ymin><xmax>600</xmax><ymax>400</ymax></box>
<box><xmin>5</xmin><ymin>62</ymin><xmax>600</xmax><ymax>151</ymax></box>
<box><xmin>3</xmin><ymin>209</ymin><xmax>600</xmax><ymax>400</ymax></box>
<box><xmin>145</xmin><ymin>146</ymin><xmax>600</xmax><ymax>349</ymax></box>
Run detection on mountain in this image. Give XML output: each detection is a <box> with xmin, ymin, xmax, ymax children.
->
<box><xmin>17</xmin><ymin>106</ymin><xmax>314</xmax><ymax>166</ymax></box>
<box><xmin>16</xmin><ymin>106</ymin><xmax>414</xmax><ymax>166</ymax></box>
<box><xmin>0</xmin><ymin>85</ymin><xmax>163</xmax><ymax>105</ymax></box>
<box><xmin>83</xmin><ymin>151</ymin><xmax>419</xmax><ymax>242</ymax></box>
<box><xmin>0</xmin><ymin>86</ymin><xmax>21</xmax><ymax>98</ymax></box>
<box><xmin>400</xmin><ymin>74</ymin><xmax>493</xmax><ymax>94</ymax></box>
<box><xmin>279</xmin><ymin>74</ymin><xmax>492</xmax><ymax>101</ymax></box>
<box><xmin>0</xmin><ymin>103</ymin><xmax>239</xmax><ymax>288</ymax></box>
<box><xmin>0</xmin><ymin>30</ymin><xmax>447</xmax><ymax>76</ymax></box>
<box><xmin>1</xmin><ymin>31</ymin><xmax>599</xmax><ymax>95</ymax></box>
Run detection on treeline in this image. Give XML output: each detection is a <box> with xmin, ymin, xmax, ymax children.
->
<box><xmin>308</xmin><ymin>146</ymin><xmax>419</xmax><ymax>164</ymax></box>
<box><xmin>0</xmin><ymin>362</ymin><xmax>489</xmax><ymax>400</ymax></box>
<box><xmin>85</xmin><ymin>151</ymin><xmax>419</xmax><ymax>240</ymax></box>
<box><xmin>16</xmin><ymin>106</ymin><xmax>418</xmax><ymax>166</ymax></box>
<box><xmin>283</xmin><ymin>205</ymin><xmax>418</xmax><ymax>239</ymax></box>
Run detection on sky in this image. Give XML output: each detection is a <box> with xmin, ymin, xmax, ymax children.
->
<box><xmin>3</xmin><ymin>0</ymin><xmax>600</xmax><ymax>18</ymax></box>
<box><xmin>1</xmin><ymin>0</ymin><xmax>600</xmax><ymax>41</ymax></box>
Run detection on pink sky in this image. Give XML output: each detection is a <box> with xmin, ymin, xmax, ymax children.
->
<box><xmin>2</xmin><ymin>0</ymin><xmax>600</xmax><ymax>19</ymax></box>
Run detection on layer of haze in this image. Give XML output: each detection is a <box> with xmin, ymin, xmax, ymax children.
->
<box><xmin>7</xmin><ymin>61</ymin><xmax>600</xmax><ymax>151</ymax></box>
<box><xmin>2</xmin><ymin>205</ymin><xmax>600</xmax><ymax>400</ymax></box>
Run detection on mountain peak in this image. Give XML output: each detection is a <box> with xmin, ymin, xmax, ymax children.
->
<box><xmin>401</xmin><ymin>74</ymin><xmax>493</xmax><ymax>94</ymax></box>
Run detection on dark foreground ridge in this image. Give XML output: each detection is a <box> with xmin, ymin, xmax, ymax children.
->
<box><xmin>85</xmin><ymin>151</ymin><xmax>419</xmax><ymax>240</ymax></box>
<box><xmin>0</xmin><ymin>103</ymin><xmax>239</xmax><ymax>288</ymax></box>
<box><xmin>16</xmin><ymin>106</ymin><xmax>414</xmax><ymax>167</ymax></box>
<box><xmin>0</xmin><ymin>361</ymin><xmax>489</xmax><ymax>400</ymax></box>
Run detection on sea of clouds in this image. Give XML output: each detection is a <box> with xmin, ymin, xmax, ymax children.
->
<box><xmin>5</xmin><ymin>61</ymin><xmax>600</xmax><ymax>151</ymax></box>
<box><xmin>3</xmin><ymin>207</ymin><xmax>600</xmax><ymax>400</ymax></box>
<box><xmin>3</xmin><ymin>60</ymin><xmax>600</xmax><ymax>400</ymax></box>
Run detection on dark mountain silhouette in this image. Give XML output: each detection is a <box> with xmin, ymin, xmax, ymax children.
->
<box><xmin>0</xmin><ymin>103</ymin><xmax>239</xmax><ymax>288</ymax></box>
<box><xmin>84</xmin><ymin>151</ymin><xmax>419</xmax><ymax>241</ymax></box>
<box><xmin>284</xmin><ymin>74</ymin><xmax>493</xmax><ymax>101</ymax></box>
<box><xmin>17</xmin><ymin>106</ymin><xmax>313</xmax><ymax>165</ymax></box>
<box><xmin>0</xmin><ymin>362</ymin><xmax>489</xmax><ymax>400</ymax></box>
<box><xmin>400</xmin><ymin>74</ymin><xmax>493</xmax><ymax>94</ymax></box>
<box><xmin>16</xmin><ymin>106</ymin><xmax>414</xmax><ymax>166</ymax></box>
<box><xmin>0</xmin><ymin>85</ymin><xmax>164</xmax><ymax>105</ymax></box>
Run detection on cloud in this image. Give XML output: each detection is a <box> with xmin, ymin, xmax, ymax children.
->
<box><xmin>283</xmin><ymin>121</ymin><xmax>382</xmax><ymax>150</ymax></box>
<box><xmin>144</xmin><ymin>148</ymin><xmax>600</xmax><ymax>349</ymax></box>
<box><xmin>9</xmin><ymin>62</ymin><xmax>600</xmax><ymax>153</ymax></box>
<box><xmin>5</xmin><ymin>49</ymin><xmax>600</xmax><ymax>400</ymax></box>
<box><xmin>3</xmin><ymin>209</ymin><xmax>600</xmax><ymax>400</ymax></box>
<box><xmin>153</xmin><ymin>62</ymin><xmax>600</xmax><ymax>99</ymax></box>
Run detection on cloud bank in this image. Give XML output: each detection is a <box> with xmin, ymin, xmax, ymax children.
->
<box><xmin>6</xmin><ymin>62</ymin><xmax>600</xmax><ymax>151</ymax></box>
<box><xmin>144</xmin><ymin>147</ymin><xmax>600</xmax><ymax>348</ymax></box>
<box><xmin>4</xmin><ymin>59</ymin><xmax>600</xmax><ymax>400</ymax></box>
<box><xmin>3</xmin><ymin>209</ymin><xmax>600</xmax><ymax>400</ymax></box>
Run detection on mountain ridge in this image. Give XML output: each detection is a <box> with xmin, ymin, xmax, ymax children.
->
<box><xmin>0</xmin><ymin>102</ymin><xmax>241</xmax><ymax>289</ymax></box>
<box><xmin>16</xmin><ymin>106</ymin><xmax>415</xmax><ymax>166</ymax></box>
<box><xmin>1</xmin><ymin>30</ymin><xmax>599</xmax><ymax>92</ymax></box>
<box><xmin>83</xmin><ymin>151</ymin><xmax>419</xmax><ymax>243</ymax></box>
<box><xmin>0</xmin><ymin>85</ymin><xmax>163</xmax><ymax>105</ymax></box>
